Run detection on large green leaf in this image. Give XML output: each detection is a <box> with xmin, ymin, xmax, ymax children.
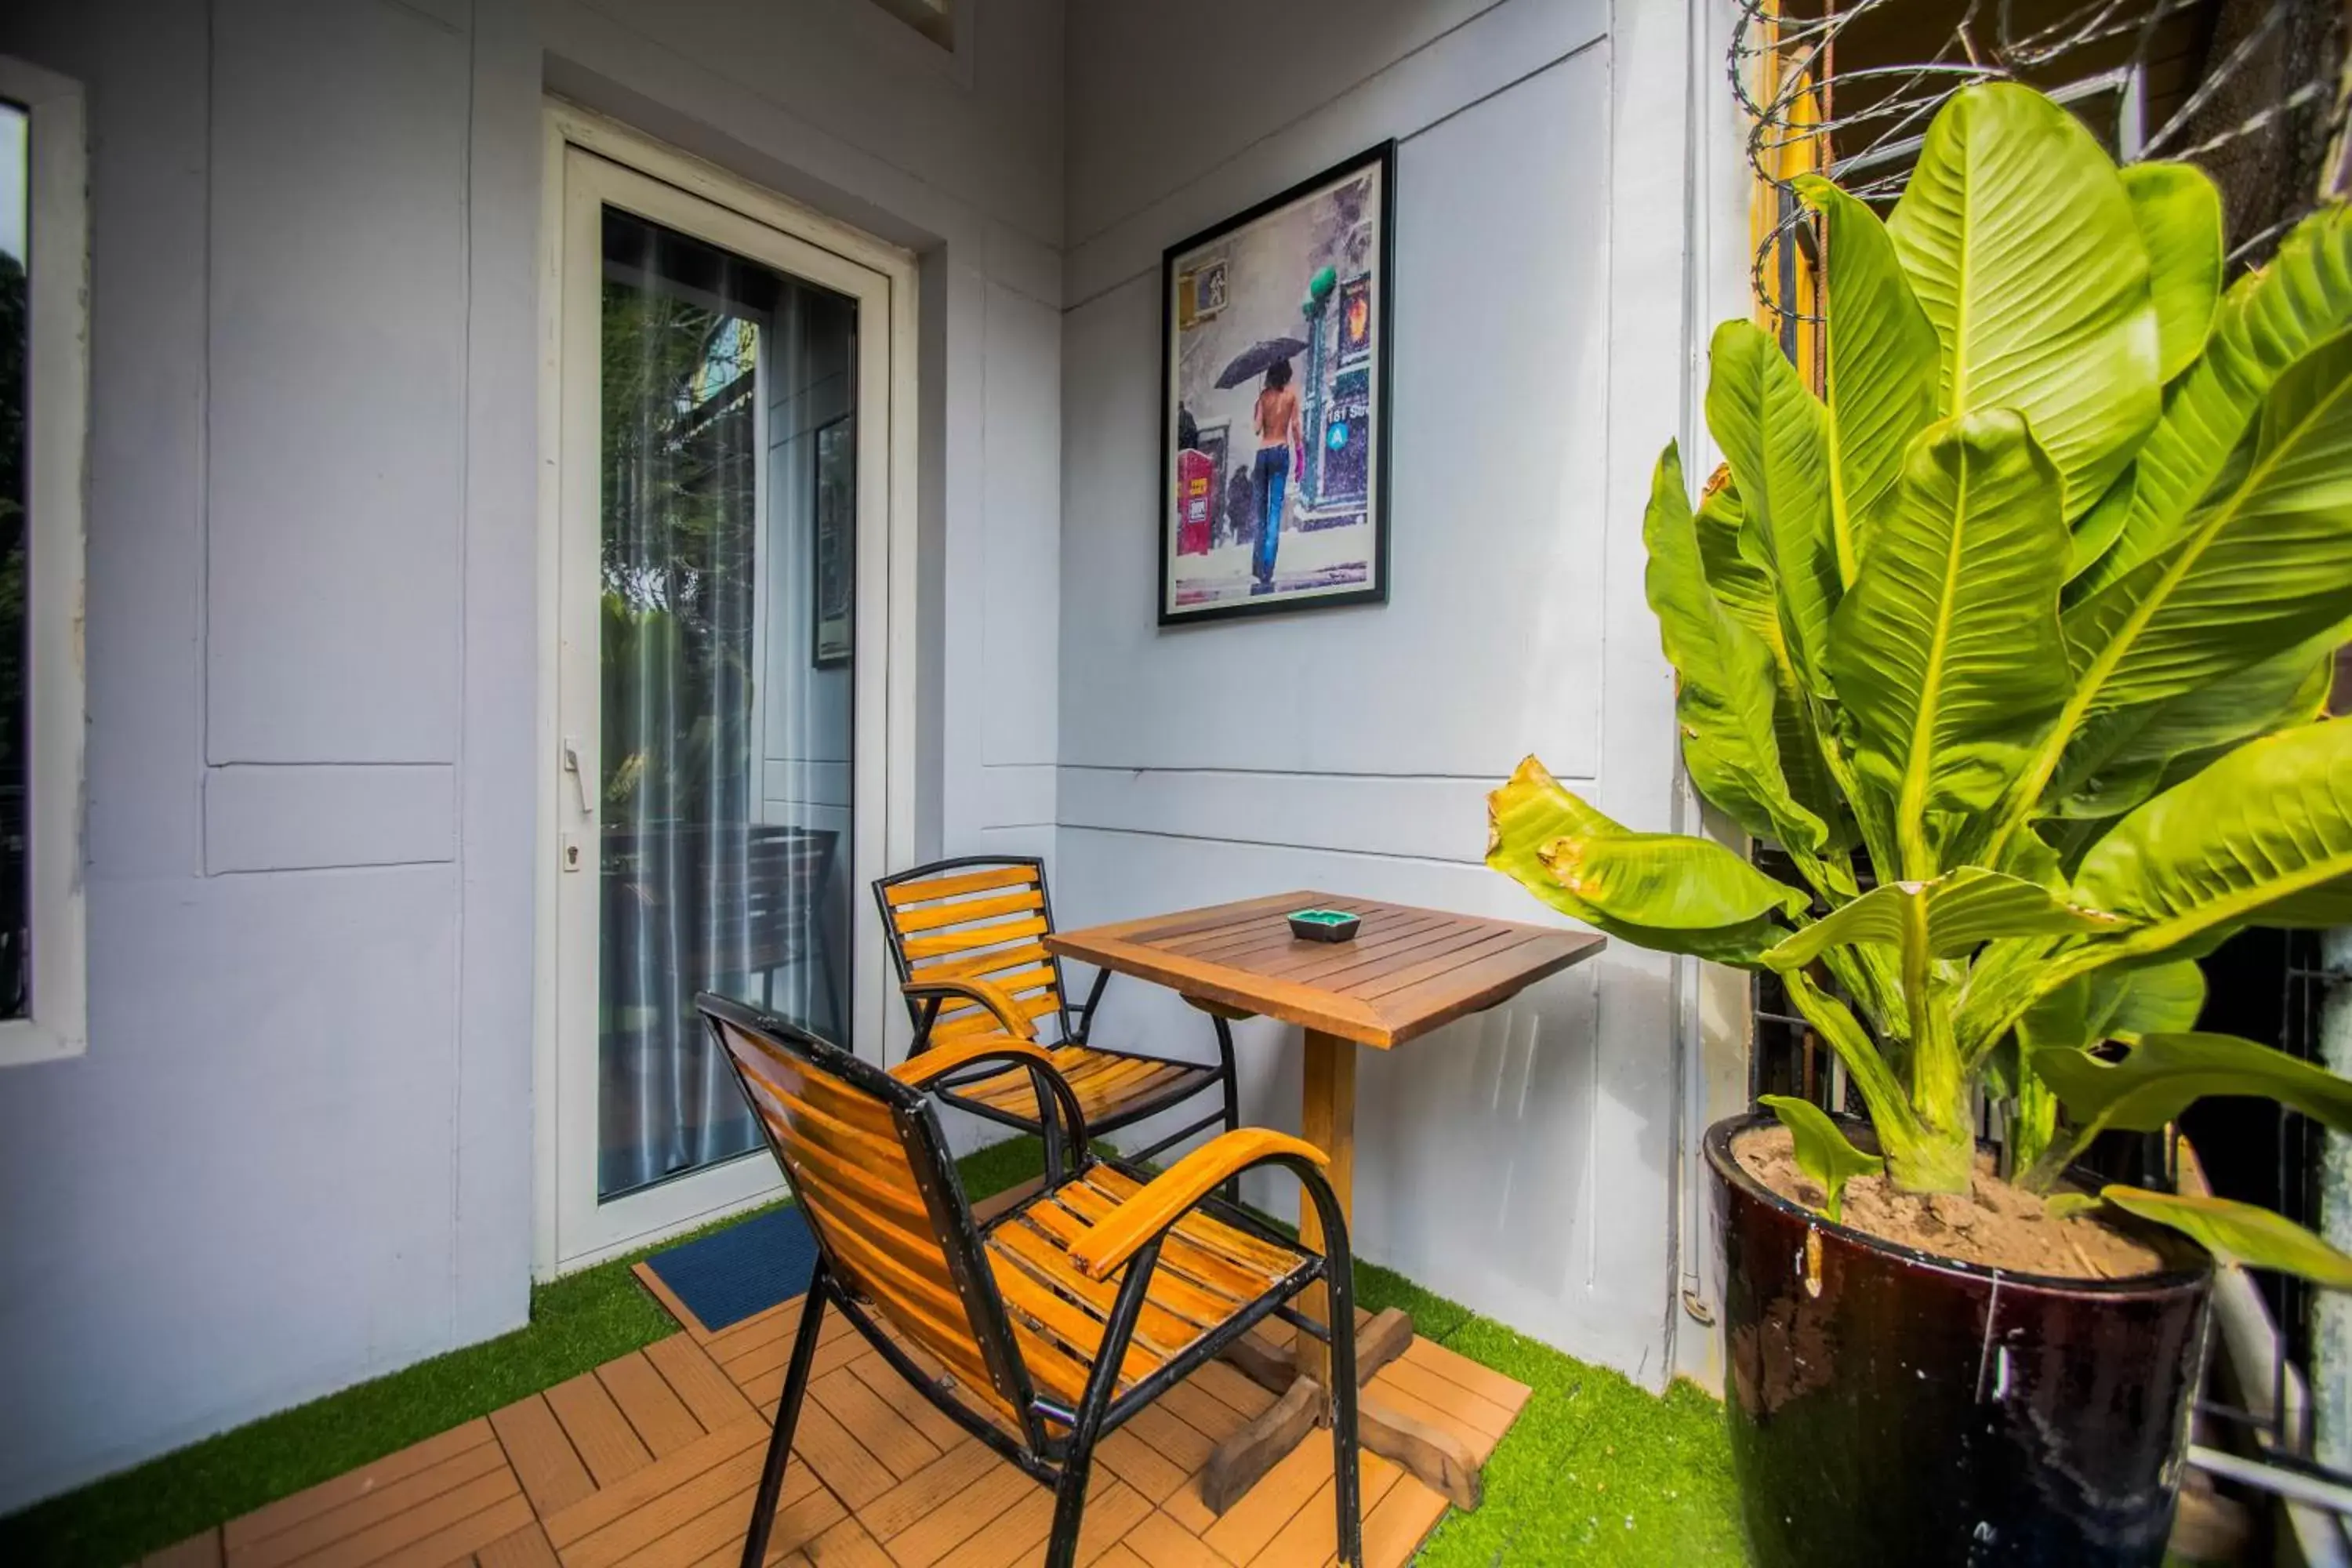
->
<box><xmin>2061</xmin><ymin>327</ymin><xmax>2352</xmax><ymax>714</ymax></box>
<box><xmin>1708</xmin><ymin>321</ymin><xmax>1841</xmax><ymax>698</ymax></box>
<box><xmin>2036</xmin><ymin>1030</ymin><xmax>2352</xmax><ymax>1136</ymax></box>
<box><xmin>1487</xmin><ymin>757</ymin><xmax>1806</xmax><ymax>966</ymax></box>
<box><xmin>1886</xmin><ymin>82</ymin><xmax>2161</xmax><ymax>520</ymax></box>
<box><xmin>2092</xmin><ymin>960</ymin><xmax>2208</xmax><ymax>1041</ymax></box>
<box><xmin>2071</xmin><ymin>718</ymin><xmax>2352</xmax><ymax>960</ymax></box>
<box><xmin>1828</xmin><ymin>411</ymin><xmax>2073</xmax><ymax>875</ymax></box>
<box><xmin>1758</xmin><ymin>1094</ymin><xmax>1884</xmax><ymax>1222</ymax></box>
<box><xmin>2045</xmin><ymin>631</ymin><xmax>2336</xmax><ymax>820</ymax></box>
<box><xmin>1763</xmin><ymin>867</ymin><xmax>2125</xmax><ymax>971</ymax></box>
<box><xmin>2067</xmin><ymin>465</ymin><xmax>2138</xmax><ymax>587</ymax></box>
<box><xmin>2100</xmin><ymin>1187</ymin><xmax>2352</xmax><ymax>1287</ymax></box>
<box><xmin>2078</xmin><ymin>201</ymin><xmax>2352</xmax><ymax>600</ymax></box>
<box><xmin>1642</xmin><ymin>444</ymin><xmax>1826</xmax><ymax>851</ymax></box>
<box><xmin>1695</xmin><ymin>474</ymin><xmax>1852</xmax><ymax>849</ymax></box>
<box><xmin>2122</xmin><ymin>162</ymin><xmax>2224</xmax><ymax>384</ymax></box>
<box><xmin>1792</xmin><ymin>173</ymin><xmax>1939</xmax><ymax>573</ymax></box>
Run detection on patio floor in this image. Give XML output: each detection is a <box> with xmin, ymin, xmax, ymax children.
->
<box><xmin>135</xmin><ymin>1290</ymin><xmax>1529</xmax><ymax>1568</ymax></box>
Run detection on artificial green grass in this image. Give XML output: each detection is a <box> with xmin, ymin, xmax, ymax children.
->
<box><xmin>1410</xmin><ymin>1314</ymin><xmax>1748</xmax><ymax>1566</ymax></box>
<box><xmin>0</xmin><ymin>1134</ymin><xmax>1748</xmax><ymax>1566</ymax></box>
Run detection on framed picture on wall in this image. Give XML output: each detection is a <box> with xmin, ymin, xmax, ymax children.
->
<box><xmin>811</xmin><ymin>414</ymin><xmax>854</xmax><ymax>667</ymax></box>
<box><xmin>1159</xmin><ymin>141</ymin><xmax>1394</xmax><ymax>626</ymax></box>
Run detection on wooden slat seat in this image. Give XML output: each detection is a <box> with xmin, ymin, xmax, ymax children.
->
<box><xmin>983</xmin><ymin>1166</ymin><xmax>1312</xmax><ymax>1406</ymax></box>
<box><xmin>954</xmin><ymin>1049</ymin><xmax>1219</xmax><ymax>1127</ymax></box>
<box><xmin>873</xmin><ymin>857</ymin><xmax>1242</xmax><ymax>1166</ymax></box>
<box><xmin>695</xmin><ymin>995</ymin><xmax>1365</xmax><ymax>1568</ymax></box>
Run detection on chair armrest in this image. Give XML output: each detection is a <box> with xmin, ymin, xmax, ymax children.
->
<box><xmin>902</xmin><ymin>976</ymin><xmax>1036</xmax><ymax>1041</ymax></box>
<box><xmin>889</xmin><ymin>1035</ymin><xmax>1092</xmax><ymax>1172</ymax></box>
<box><xmin>1068</xmin><ymin>1130</ymin><xmax>1328</xmax><ymax>1280</ymax></box>
<box><xmin>890</xmin><ymin>1035</ymin><xmax>1058</xmax><ymax>1088</ymax></box>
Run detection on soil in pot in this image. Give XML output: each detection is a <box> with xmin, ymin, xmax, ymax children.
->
<box><xmin>1733</xmin><ymin>1122</ymin><xmax>2166</xmax><ymax>1276</ymax></box>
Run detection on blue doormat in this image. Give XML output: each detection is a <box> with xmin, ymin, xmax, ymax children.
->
<box><xmin>641</xmin><ymin>1206</ymin><xmax>819</xmax><ymax>1333</ymax></box>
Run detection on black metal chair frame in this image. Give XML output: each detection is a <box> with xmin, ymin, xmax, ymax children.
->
<box><xmin>873</xmin><ymin>855</ymin><xmax>1241</xmax><ymax>1167</ymax></box>
<box><xmin>697</xmin><ymin>992</ymin><xmax>1363</xmax><ymax>1568</ymax></box>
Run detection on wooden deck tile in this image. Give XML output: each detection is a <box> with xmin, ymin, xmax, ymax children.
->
<box><xmin>143</xmin><ymin>1529</ymin><xmax>225</xmax><ymax>1568</ymax></box>
<box><xmin>809</xmin><ymin>1367</ymin><xmax>939</xmax><ymax>1481</ymax></box>
<box><xmin>1119</xmin><ymin>1512</ymin><xmax>1229</xmax><ymax>1568</ymax></box>
<box><xmin>544</xmin><ymin>1419</ymin><xmax>768</xmax><ymax>1550</ymax></box>
<box><xmin>1399</xmin><ymin>1337</ymin><xmax>1532</xmax><ymax>1417</ymax></box>
<box><xmin>227</xmin><ymin>1437</ymin><xmax>512</xmax><ymax>1568</ymax></box>
<box><xmin>475</xmin><ymin>1522</ymin><xmax>562</xmax><ymax>1568</ymax></box>
<box><xmin>877</xmin><ymin>1461</ymin><xmax>1036</xmax><ymax>1568</ymax></box>
<box><xmin>851</xmin><ymin>1439</ymin><xmax>1000</xmax><ymax>1544</ymax></box>
<box><xmin>225</xmin><ymin>1422</ymin><xmax>501</xmax><ymax>1556</ymax></box>
<box><xmin>583</xmin><ymin>1464</ymin><xmax>829</xmax><ymax>1568</ymax></box>
<box><xmin>601</xmin><ymin>1352</ymin><xmax>706</xmax><ymax>1457</ymax></box>
<box><xmin>843</xmin><ymin>1351</ymin><xmax>966</xmax><ymax>1454</ymax></box>
<box><xmin>800</xmin><ymin>1516</ymin><xmax>896</xmax><ymax>1568</ymax></box>
<box><xmin>555</xmin><ymin>1440</ymin><xmax>779</xmax><ymax>1568</ymax></box>
<box><xmin>1370</xmin><ymin>1356</ymin><xmax>1512</xmax><ymax>1445</ymax></box>
<box><xmin>775</xmin><ymin>1399</ymin><xmax>892</xmax><ymax>1512</ymax></box>
<box><xmin>374</xmin><ymin>1491</ymin><xmax>535</xmax><ymax>1568</ymax></box>
<box><xmin>199</xmin><ymin>1320</ymin><xmax>1523</xmax><ymax>1568</ymax></box>
<box><xmin>1199</xmin><ymin>1435</ymin><xmax>1329</xmax><ymax>1566</ymax></box>
<box><xmin>645</xmin><ymin>1337</ymin><xmax>758</xmax><ymax>1433</ymax></box>
<box><xmin>546</xmin><ymin>1373</ymin><xmax>656</xmax><ymax>1488</ymax></box>
<box><xmin>1092</xmin><ymin>1426</ymin><xmax>1189</xmax><ymax>1508</ymax></box>
<box><xmin>492</xmin><ymin>1394</ymin><xmax>600</xmax><ymax>1519</ymax></box>
<box><xmin>1243</xmin><ymin>1453</ymin><xmax>1401</xmax><ymax>1568</ymax></box>
<box><xmin>1352</xmin><ymin>1475</ymin><xmax>1450</xmax><ymax>1568</ymax></box>
<box><xmin>261</xmin><ymin>1466</ymin><xmax>521</xmax><ymax>1568</ymax></box>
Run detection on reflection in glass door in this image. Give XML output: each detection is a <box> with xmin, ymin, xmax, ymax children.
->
<box><xmin>594</xmin><ymin>209</ymin><xmax>856</xmax><ymax>1202</ymax></box>
<box><xmin>553</xmin><ymin>141</ymin><xmax>896</xmax><ymax>1266</ymax></box>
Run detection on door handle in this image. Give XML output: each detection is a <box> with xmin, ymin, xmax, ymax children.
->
<box><xmin>561</xmin><ymin>735</ymin><xmax>595</xmax><ymax>818</ymax></box>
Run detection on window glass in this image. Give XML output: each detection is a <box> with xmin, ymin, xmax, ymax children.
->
<box><xmin>0</xmin><ymin>101</ymin><xmax>28</xmax><ymax>1021</ymax></box>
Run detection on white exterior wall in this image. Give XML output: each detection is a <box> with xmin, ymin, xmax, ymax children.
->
<box><xmin>1055</xmin><ymin>0</ymin><xmax>1753</xmax><ymax>1391</ymax></box>
<box><xmin>0</xmin><ymin>0</ymin><xmax>1065</xmax><ymax>1512</ymax></box>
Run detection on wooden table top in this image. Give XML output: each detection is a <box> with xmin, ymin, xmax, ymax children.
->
<box><xmin>1045</xmin><ymin>891</ymin><xmax>1606</xmax><ymax>1050</ymax></box>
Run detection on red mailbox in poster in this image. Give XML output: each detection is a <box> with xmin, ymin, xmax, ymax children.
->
<box><xmin>1175</xmin><ymin>448</ymin><xmax>1215</xmax><ymax>556</ymax></box>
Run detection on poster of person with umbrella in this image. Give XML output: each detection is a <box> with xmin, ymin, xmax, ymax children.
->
<box><xmin>1160</xmin><ymin>143</ymin><xmax>1393</xmax><ymax>624</ymax></box>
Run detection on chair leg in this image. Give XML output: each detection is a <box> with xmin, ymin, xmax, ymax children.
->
<box><xmin>1327</xmin><ymin>1267</ymin><xmax>1364</xmax><ymax>1567</ymax></box>
<box><xmin>1042</xmin><ymin>1443</ymin><xmax>1095</xmax><ymax>1568</ymax></box>
<box><xmin>1214</xmin><ymin>1016</ymin><xmax>1242</xmax><ymax>1205</ymax></box>
<box><xmin>742</xmin><ymin>1269</ymin><xmax>829</xmax><ymax>1568</ymax></box>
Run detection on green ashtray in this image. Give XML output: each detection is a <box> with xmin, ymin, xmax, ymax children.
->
<box><xmin>1287</xmin><ymin>909</ymin><xmax>1361</xmax><ymax>943</ymax></box>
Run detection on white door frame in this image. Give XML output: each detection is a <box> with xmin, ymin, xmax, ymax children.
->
<box><xmin>532</xmin><ymin>104</ymin><xmax>920</xmax><ymax>1277</ymax></box>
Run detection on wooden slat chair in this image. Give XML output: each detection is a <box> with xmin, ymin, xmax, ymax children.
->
<box><xmin>873</xmin><ymin>857</ymin><xmax>1240</xmax><ymax>1168</ymax></box>
<box><xmin>698</xmin><ymin>993</ymin><xmax>1363</xmax><ymax>1568</ymax></box>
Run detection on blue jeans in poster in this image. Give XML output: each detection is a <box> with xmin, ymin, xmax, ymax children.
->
<box><xmin>1252</xmin><ymin>446</ymin><xmax>1289</xmax><ymax>586</ymax></box>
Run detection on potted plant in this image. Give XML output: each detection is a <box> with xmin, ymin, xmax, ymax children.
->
<box><xmin>1487</xmin><ymin>82</ymin><xmax>2352</xmax><ymax>1567</ymax></box>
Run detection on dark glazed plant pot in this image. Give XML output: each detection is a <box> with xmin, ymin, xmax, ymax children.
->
<box><xmin>1708</xmin><ymin>1113</ymin><xmax>2214</xmax><ymax>1568</ymax></box>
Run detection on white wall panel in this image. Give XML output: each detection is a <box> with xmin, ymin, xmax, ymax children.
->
<box><xmin>205</xmin><ymin>0</ymin><xmax>468</xmax><ymax>764</ymax></box>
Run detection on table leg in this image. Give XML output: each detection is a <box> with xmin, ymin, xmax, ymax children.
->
<box><xmin>1296</xmin><ymin>1028</ymin><xmax>1355</xmax><ymax>1387</ymax></box>
<box><xmin>1202</xmin><ymin>1029</ymin><xmax>1484</xmax><ymax>1515</ymax></box>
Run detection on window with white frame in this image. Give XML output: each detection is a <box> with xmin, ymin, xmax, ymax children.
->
<box><xmin>0</xmin><ymin>55</ymin><xmax>87</xmax><ymax>1066</ymax></box>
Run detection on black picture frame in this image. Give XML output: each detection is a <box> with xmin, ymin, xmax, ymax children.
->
<box><xmin>1157</xmin><ymin>140</ymin><xmax>1396</xmax><ymax>627</ymax></box>
<box><xmin>811</xmin><ymin>414</ymin><xmax>854</xmax><ymax>668</ymax></box>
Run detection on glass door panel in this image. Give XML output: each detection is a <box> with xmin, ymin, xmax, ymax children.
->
<box><xmin>593</xmin><ymin>209</ymin><xmax>858</xmax><ymax>1203</ymax></box>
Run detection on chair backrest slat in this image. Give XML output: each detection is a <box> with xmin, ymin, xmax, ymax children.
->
<box><xmin>702</xmin><ymin>996</ymin><xmax>1030</xmax><ymax>1425</ymax></box>
<box><xmin>875</xmin><ymin>858</ymin><xmax>1073</xmax><ymax>1044</ymax></box>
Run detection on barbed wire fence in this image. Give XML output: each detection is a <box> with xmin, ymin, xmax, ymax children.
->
<box><xmin>1731</xmin><ymin>0</ymin><xmax>2351</xmax><ymax>348</ymax></box>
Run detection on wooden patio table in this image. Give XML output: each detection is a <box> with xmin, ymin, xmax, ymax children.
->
<box><xmin>1045</xmin><ymin>890</ymin><xmax>1605</xmax><ymax>1515</ymax></box>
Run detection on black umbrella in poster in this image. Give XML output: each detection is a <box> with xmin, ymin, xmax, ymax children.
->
<box><xmin>1214</xmin><ymin>337</ymin><xmax>1308</xmax><ymax>390</ymax></box>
